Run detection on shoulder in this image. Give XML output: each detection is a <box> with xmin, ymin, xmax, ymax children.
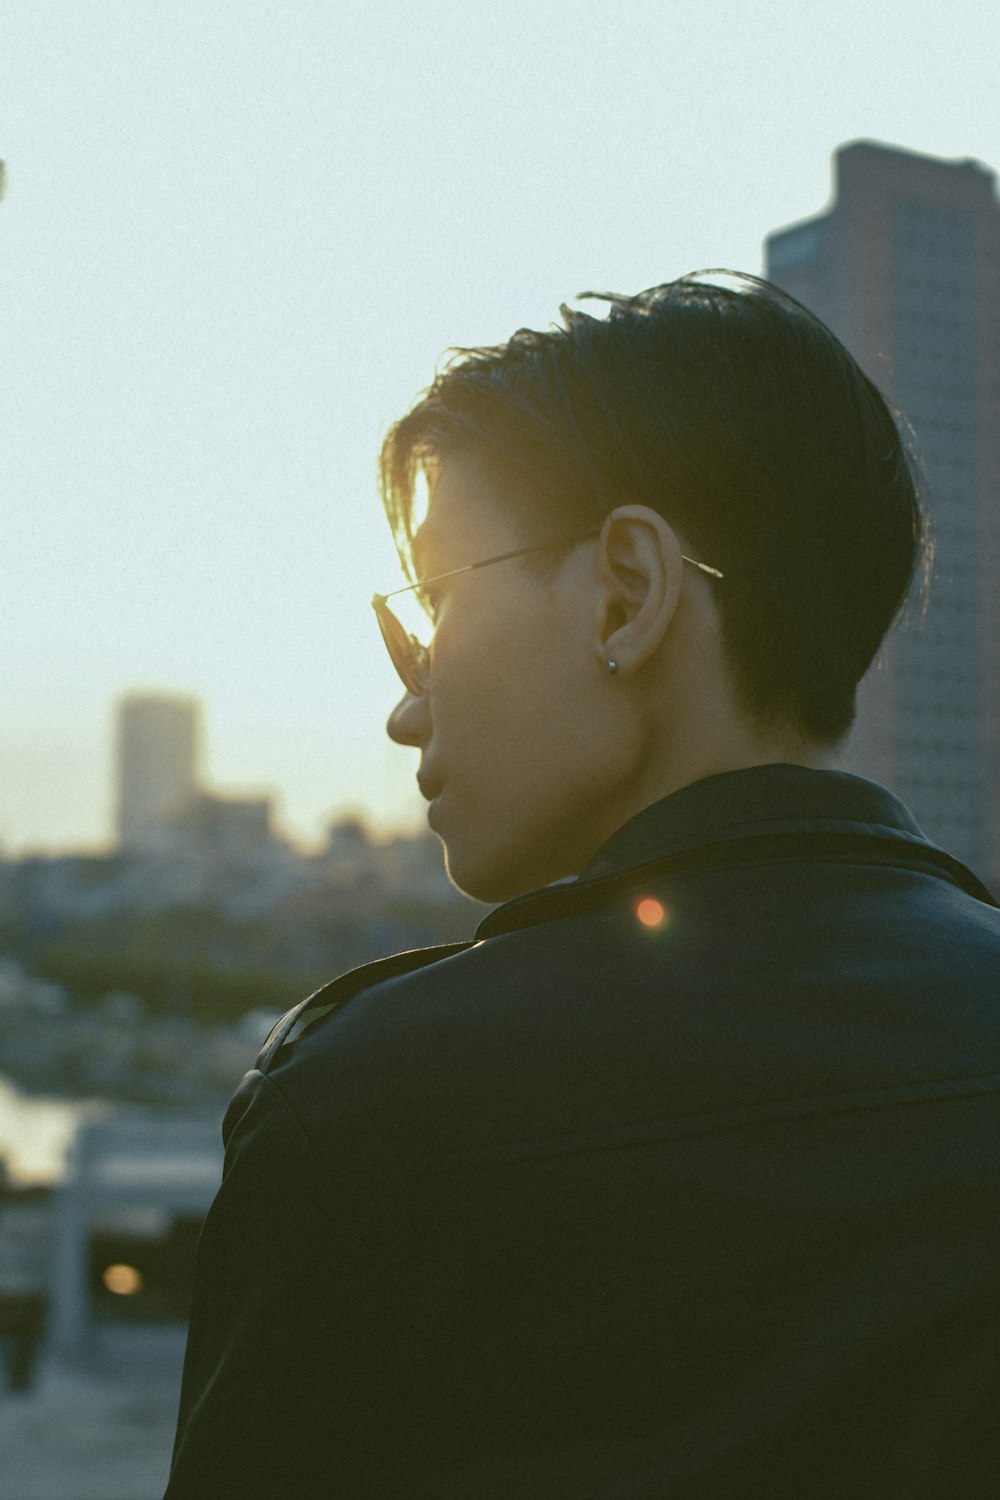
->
<box><xmin>257</xmin><ymin>902</ymin><xmax>623</xmax><ymax>1079</ymax></box>
<box><xmin>254</xmin><ymin>940</ymin><xmax>477</xmax><ymax>1070</ymax></box>
<box><xmin>232</xmin><ymin>852</ymin><xmax>1000</xmax><ymax>1185</ymax></box>
<box><xmin>260</xmin><ymin>921</ymin><xmax>580</xmax><ymax>1083</ymax></box>
<box><xmin>248</xmin><ymin>911</ymin><xmax>629</xmax><ymax>1175</ymax></box>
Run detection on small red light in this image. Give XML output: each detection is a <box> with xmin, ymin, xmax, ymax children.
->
<box><xmin>635</xmin><ymin>898</ymin><xmax>666</xmax><ymax>928</ymax></box>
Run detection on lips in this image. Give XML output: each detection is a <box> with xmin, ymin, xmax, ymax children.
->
<box><xmin>417</xmin><ymin>770</ymin><xmax>443</xmax><ymax>803</ymax></box>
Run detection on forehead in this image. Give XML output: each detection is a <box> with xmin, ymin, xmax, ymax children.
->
<box><xmin>413</xmin><ymin>450</ymin><xmax>526</xmax><ymax>573</ymax></box>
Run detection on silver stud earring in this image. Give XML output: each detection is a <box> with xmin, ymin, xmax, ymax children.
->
<box><xmin>607</xmin><ymin>658</ymin><xmax>618</xmax><ymax>674</ymax></box>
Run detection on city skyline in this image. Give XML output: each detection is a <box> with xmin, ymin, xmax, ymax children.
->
<box><xmin>2</xmin><ymin>2</ymin><xmax>998</xmax><ymax>855</ymax></box>
<box><xmin>7</xmin><ymin>685</ymin><xmax>404</xmax><ymax>859</ymax></box>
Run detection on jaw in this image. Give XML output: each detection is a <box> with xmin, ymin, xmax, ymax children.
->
<box><xmin>436</xmin><ymin>798</ymin><xmax>620</xmax><ymax>905</ymax></box>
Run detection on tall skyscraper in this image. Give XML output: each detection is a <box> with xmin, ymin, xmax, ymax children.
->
<box><xmin>765</xmin><ymin>140</ymin><xmax>1000</xmax><ymax>890</ymax></box>
<box><xmin>115</xmin><ymin>692</ymin><xmax>202</xmax><ymax>851</ymax></box>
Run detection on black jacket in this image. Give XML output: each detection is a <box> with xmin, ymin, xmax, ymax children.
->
<box><xmin>165</xmin><ymin>765</ymin><xmax>1000</xmax><ymax>1498</ymax></box>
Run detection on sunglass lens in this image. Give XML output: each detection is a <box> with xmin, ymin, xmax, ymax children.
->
<box><xmin>376</xmin><ymin>602</ymin><xmax>427</xmax><ymax>695</ymax></box>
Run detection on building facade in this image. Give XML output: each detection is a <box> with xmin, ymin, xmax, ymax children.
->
<box><xmin>765</xmin><ymin>140</ymin><xmax>1000</xmax><ymax>890</ymax></box>
<box><xmin>115</xmin><ymin>693</ymin><xmax>201</xmax><ymax>853</ymax></box>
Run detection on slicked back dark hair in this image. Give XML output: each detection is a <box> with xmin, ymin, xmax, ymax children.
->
<box><xmin>379</xmin><ymin>271</ymin><xmax>930</xmax><ymax>745</ymax></box>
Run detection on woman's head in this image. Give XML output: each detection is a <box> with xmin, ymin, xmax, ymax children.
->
<box><xmin>378</xmin><ymin>272</ymin><xmax>929</xmax><ymax>900</ymax></box>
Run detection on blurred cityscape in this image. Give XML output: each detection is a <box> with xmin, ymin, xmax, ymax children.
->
<box><xmin>1</xmin><ymin>136</ymin><xmax>999</xmax><ymax>1497</ymax></box>
<box><xmin>1</xmin><ymin>688</ymin><xmax>480</xmax><ymax>1110</ymax></box>
<box><xmin>0</xmin><ymin>693</ymin><xmax>480</xmax><ymax>1498</ymax></box>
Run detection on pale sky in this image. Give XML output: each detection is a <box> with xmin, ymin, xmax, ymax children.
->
<box><xmin>2</xmin><ymin>0</ymin><xmax>997</xmax><ymax>854</ymax></box>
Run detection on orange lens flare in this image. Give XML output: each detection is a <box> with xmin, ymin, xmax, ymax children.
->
<box><xmin>635</xmin><ymin>897</ymin><xmax>667</xmax><ymax>929</ymax></box>
<box><xmin>102</xmin><ymin>1263</ymin><xmax>143</xmax><ymax>1296</ymax></box>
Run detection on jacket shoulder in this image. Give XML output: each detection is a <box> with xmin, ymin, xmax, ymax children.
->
<box><xmin>254</xmin><ymin>940</ymin><xmax>475</xmax><ymax>1072</ymax></box>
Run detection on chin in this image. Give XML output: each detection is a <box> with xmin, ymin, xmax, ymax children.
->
<box><xmin>443</xmin><ymin>851</ymin><xmax>518</xmax><ymax>905</ymax></box>
<box><xmin>442</xmin><ymin>840</ymin><xmax>569</xmax><ymax>906</ymax></box>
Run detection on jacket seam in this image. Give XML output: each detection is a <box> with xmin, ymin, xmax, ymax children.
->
<box><xmin>310</xmin><ymin>1069</ymin><xmax>1000</xmax><ymax>1184</ymax></box>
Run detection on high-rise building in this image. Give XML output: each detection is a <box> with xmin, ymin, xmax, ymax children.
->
<box><xmin>765</xmin><ymin>140</ymin><xmax>1000</xmax><ymax>889</ymax></box>
<box><xmin>115</xmin><ymin>693</ymin><xmax>201</xmax><ymax>852</ymax></box>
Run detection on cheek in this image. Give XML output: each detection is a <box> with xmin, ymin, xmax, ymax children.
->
<box><xmin>432</xmin><ymin>665</ymin><xmax>525</xmax><ymax>768</ymax></box>
<box><xmin>430</xmin><ymin>590</ymin><xmax>539</xmax><ymax>723</ymax></box>
<box><xmin>429</xmin><ymin>583</ymin><xmax>641</xmax><ymax>799</ymax></box>
<box><xmin>444</xmin><ymin>650</ymin><xmax>625</xmax><ymax>802</ymax></box>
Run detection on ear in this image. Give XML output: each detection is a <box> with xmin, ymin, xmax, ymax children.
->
<box><xmin>594</xmin><ymin>505</ymin><xmax>684</xmax><ymax>675</ymax></box>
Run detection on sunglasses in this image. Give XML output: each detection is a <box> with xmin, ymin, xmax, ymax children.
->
<box><xmin>372</xmin><ymin>532</ymin><xmax>724</xmax><ymax>697</ymax></box>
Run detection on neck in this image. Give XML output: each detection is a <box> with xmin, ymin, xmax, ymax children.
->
<box><xmin>626</xmin><ymin>650</ymin><xmax>841</xmax><ymax>826</ymax></box>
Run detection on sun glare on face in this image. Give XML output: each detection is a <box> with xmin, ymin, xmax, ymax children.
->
<box><xmin>411</xmin><ymin>465</ymin><xmax>432</xmax><ymax>536</ymax></box>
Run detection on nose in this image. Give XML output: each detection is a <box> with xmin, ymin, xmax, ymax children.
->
<box><xmin>386</xmin><ymin>688</ymin><xmax>429</xmax><ymax>747</ymax></box>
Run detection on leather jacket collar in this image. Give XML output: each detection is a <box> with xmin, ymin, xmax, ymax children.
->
<box><xmin>478</xmin><ymin>764</ymin><xmax>998</xmax><ymax>939</ymax></box>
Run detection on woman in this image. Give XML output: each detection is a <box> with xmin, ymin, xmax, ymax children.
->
<box><xmin>166</xmin><ymin>274</ymin><xmax>1000</xmax><ymax>1498</ymax></box>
